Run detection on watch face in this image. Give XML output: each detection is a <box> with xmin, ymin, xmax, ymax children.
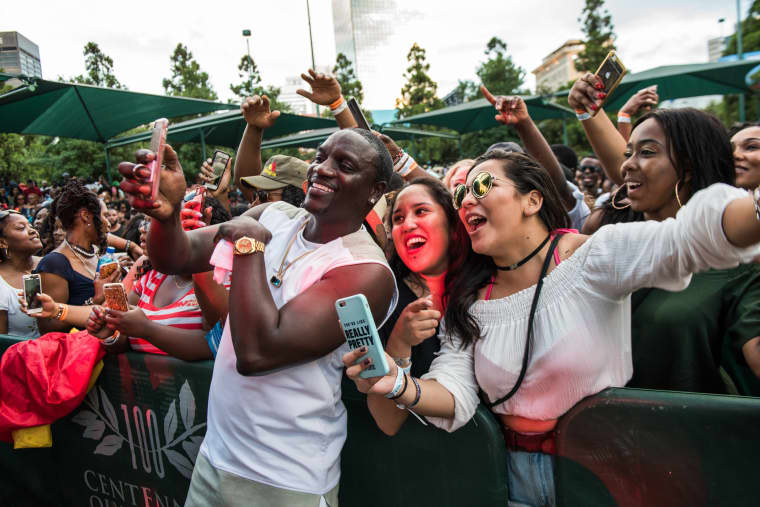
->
<box><xmin>237</xmin><ymin>238</ymin><xmax>253</xmax><ymax>253</ymax></box>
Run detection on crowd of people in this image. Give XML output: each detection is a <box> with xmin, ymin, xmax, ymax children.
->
<box><xmin>3</xmin><ymin>66</ymin><xmax>760</xmax><ymax>507</ymax></box>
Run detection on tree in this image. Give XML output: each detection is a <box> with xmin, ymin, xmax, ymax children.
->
<box><xmin>332</xmin><ymin>53</ymin><xmax>372</xmax><ymax>123</ymax></box>
<box><xmin>162</xmin><ymin>43</ymin><xmax>217</xmax><ymax>100</ymax></box>
<box><xmin>451</xmin><ymin>79</ymin><xmax>479</xmax><ymax>104</ymax></box>
<box><xmin>72</xmin><ymin>42</ymin><xmax>125</xmax><ymax>89</ymax></box>
<box><xmin>396</xmin><ymin>43</ymin><xmax>444</xmax><ymax>118</ymax></box>
<box><xmin>575</xmin><ymin>0</ymin><xmax>616</xmax><ymax>72</ymax></box>
<box><xmin>229</xmin><ymin>55</ymin><xmax>288</xmax><ymax>111</ymax></box>
<box><xmin>724</xmin><ymin>0</ymin><xmax>760</xmax><ymax>55</ymax></box>
<box><xmin>476</xmin><ymin>37</ymin><xmax>525</xmax><ymax>96</ymax></box>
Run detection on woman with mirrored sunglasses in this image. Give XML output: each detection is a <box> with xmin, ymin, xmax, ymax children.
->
<box><xmin>345</xmin><ymin>147</ymin><xmax>760</xmax><ymax>507</ymax></box>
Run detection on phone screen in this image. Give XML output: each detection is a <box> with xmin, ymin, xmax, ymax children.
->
<box><xmin>24</xmin><ymin>275</ymin><xmax>42</xmax><ymax>311</ymax></box>
<box><xmin>103</xmin><ymin>283</ymin><xmax>129</xmax><ymax>312</ymax></box>
<box><xmin>205</xmin><ymin>151</ymin><xmax>231</xmax><ymax>190</ymax></box>
<box><xmin>148</xmin><ymin>118</ymin><xmax>169</xmax><ymax>200</ymax></box>
<box><xmin>596</xmin><ymin>53</ymin><xmax>625</xmax><ymax>94</ymax></box>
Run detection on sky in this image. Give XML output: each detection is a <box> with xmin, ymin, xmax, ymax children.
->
<box><xmin>2</xmin><ymin>0</ymin><xmax>747</xmax><ymax>109</ymax></box>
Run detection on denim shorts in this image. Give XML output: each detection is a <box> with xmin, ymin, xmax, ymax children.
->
<box><xmin>506</xmin><ymin>450</ymin><xmax>556</xmax><ymax>507</ymax></box>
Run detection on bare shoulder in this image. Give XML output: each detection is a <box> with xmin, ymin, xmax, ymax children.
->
<box><xmin>557</xmin><ymin>232</ymin><xmax>590</xmax><ymax>262</ymax></box>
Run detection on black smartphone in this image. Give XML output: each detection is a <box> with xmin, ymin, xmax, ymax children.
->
<box><xmin>23</xmin><ymin>274</ymin><xmax>42</xmax><ymax>314</ymax></box>
<box><xmin>204</xmin><ymin>150</ymin><xmax>231</xmax><ymax>191</ymax></box>
<box><xmin>348</xmin><ymin>98</ymin><xmax>371</xmax><ymax>130</ymax></box>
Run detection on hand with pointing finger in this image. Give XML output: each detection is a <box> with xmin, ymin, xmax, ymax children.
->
<box><xmin>481</xmin><ymin>85</ymin><xmax>530</xmax><ymax>125</ymax></box>
<box><xmin>388</xmin><ymin>296</ymin><xmax>441</xmax><ymax>351</ymax></box>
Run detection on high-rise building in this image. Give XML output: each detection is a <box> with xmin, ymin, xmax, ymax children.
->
<box><xmin>532</xmin><ymin>40</ymin><xmax>585</xmax><ymax>93</ymax></box>
<box><xmin>279</xmin><ymin>65</ymin><xmax>332</xmax><ymax>116</ymax></box>
<box><xmin>331</xmin><ymin>0</ymin><xmax>407</xmax><ymax>109</ymax></box>
<box><xmin>0</xmin><ymin>32</ymin><xmax>42</xmax><ymax>78</ymax></box>
<box><xmin>708</xmin><ymin>36</ymin><xmax>728</xmax><ymax>62</ymax></box>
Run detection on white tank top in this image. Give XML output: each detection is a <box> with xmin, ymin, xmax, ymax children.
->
<box><xmin>200</xmin><ymin>202</ymin><xmax>397</xmax><ymax>494</ymax></box>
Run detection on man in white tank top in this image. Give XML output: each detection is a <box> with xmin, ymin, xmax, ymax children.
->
<box><xmin>118</xmin><ymin>129</ymin><xmax>398</xmax><ymax>506</ymax></box>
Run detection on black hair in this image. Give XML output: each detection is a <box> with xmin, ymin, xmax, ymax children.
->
<box><xmin>348</xmin><ymin>128</ymin><xmax>393</xmax><ymax>185</ymax></box>
<box><xmin>388</xmin><ymin>172</ymin><xmax>405</xmax><ymax>192</ymax></box>
<box><xmin>444</xmin><ymin>150</ymin><xmax>571</xmax><ymax>347</ymax></box>
<box><xmin>51</xmin><ymin>180</ymin><xmax>107</xmax><ymax>252</ymax></box>
<box><xmin>281</xmin><ymin>185</ymin><xmax>306</xmax><ymax>208</ymax></box>
<box><xmin>37</xmin><ymin>212</ymin><xmax>57</xmax><ymax>256</ymax></box>
<box><xmin>0</xmin><ymin>213</ymin><xmax>13</xmax><ymax>261</ymax></box>
<box><xmin>137</xmin><ymin>196</ymin><xmax>231</xmax><ymax>280</ymax></box>
<box><xmin>122</xmin><ymin>213</ymin><xmax>146</xmax><ymax>245</ymax></box>
<box><xmin>551</xmin><ymin>144</ymin><xmax>578</xmax><ymax>170</ymax></box>
<box><xmin>635</xmin><ymin>108</ymin><xmax>735</xmax><ymax>194</ymax></box>
<box><xmin>729</xmin><ymin>121</ymin><xmax>760</xmax><ymax>138</ymax></box>
<box><xmin>387</xmin><ymin>178</ymin><xmax>470</xmax><ymax>290</ymax></box>
<box><xmin>230</xmin><ymin>204</ymin><xmax>249</xmax><ymax>217</ymax></box>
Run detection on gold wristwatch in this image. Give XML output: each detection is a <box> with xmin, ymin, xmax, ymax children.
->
<box><xmin>233</xmin><ymin>236</ymin><xmax>266</xmax><ymax>256</ymax></box>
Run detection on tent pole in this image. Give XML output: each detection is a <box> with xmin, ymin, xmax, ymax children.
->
<box><xmin>562</xmin><ymin>118</ymin><xmax>568</xmax><ymax>145</ymax></box>
<box><xmin>457</xmin><ymin>136</ymin><xmax>463</xmax><ymax>158</ymax></box>
<box><xmin>411</xmin><ymin>135</ymin><xmax>418</xmax><ymax>160</ymax></box>
<box><xmin>104</xmin><ymin>145</ymin><xmax>111</xmax><ymax>182</ymax></box>
<box><xmin>740</xmin><ymin>94</ymin><xmax>746</xmax><ymax>122</ymax></box>
<box><xmin>200</xmin><ymin>129</ymin><xmax>207</xmax><ymax>161</ymax></box>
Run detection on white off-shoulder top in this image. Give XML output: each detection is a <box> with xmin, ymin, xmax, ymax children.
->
<box><xmin>422</xmin><ymin>184</ymin><xmax>760</xmax><ymax>432</ymax></box>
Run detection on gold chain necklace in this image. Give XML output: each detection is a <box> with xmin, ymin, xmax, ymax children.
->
<box><xmin>270</xmin><ymin>220</ymin><xmax>316</xmax><ymax>287</ymax></box>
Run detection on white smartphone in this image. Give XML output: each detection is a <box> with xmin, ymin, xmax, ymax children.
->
<box><xmin>23</xmin><ymin>274</ymin><xmax>43</xmax><ymax>314</ymax></box>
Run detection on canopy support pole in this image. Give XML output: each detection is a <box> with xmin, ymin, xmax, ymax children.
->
<box><xmin>200</xmin><ymin>129</ymin><xmax>207</xmax><ymax>161</ymax></box>
<box><xmin>457</xmin><ymin>136</ymin><xmax>463</xmax><ymax>158</ymax></box>
<box><xmin>562</xmin><ymin>118</ymin><xmax>568</xmax><ymax>145</ymax></box>
<box><xmin>410</xmin><ymin>135</ymin><xmax>418</xmax><ymax>160</ymax></box>
<box><xmin>104</xmin><ymin>145</ymin><xmax>111</xmax><ymax>182</ymax></box>
<box><xmin>740</xmin><ymin>94</ymin><xmax>746</xmax><ymax>123</ymax></box>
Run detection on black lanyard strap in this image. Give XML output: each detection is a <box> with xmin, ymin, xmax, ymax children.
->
<box><xmin>483</xmin><ymin>233</ymin><xmax>563</xmax><ymax>409</ymax></box>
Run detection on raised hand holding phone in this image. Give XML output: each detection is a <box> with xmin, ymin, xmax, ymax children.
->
<box><xmin>118</xmin><ymin>144</ymin><xmax>187</xmax><ymax>221</ymax></box>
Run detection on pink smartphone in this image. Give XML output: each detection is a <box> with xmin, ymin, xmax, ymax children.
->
<box><xmin>147</xmin><ymin>118</ymin><xmax>169</xmax><ymax>201</ymax></box>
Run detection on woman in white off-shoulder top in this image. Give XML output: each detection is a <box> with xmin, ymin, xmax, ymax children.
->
<box><xmin>345</xmin><ymin>141</ymin><xmax>760</xmax><ymax>506</ymax></box>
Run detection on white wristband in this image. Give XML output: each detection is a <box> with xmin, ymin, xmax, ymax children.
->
<box><xmin>394</xmin><ymin>152</ymin><xmax>419</xmax><ymax>177</ymax></box>
<box><xmin>332</xmin><ymin>100</ymin><xmax>348</xmax><ymax>116</ymax></box>
<box><xmin>384</xmin><ymin>365</ymin><xmax>406</xmax><ymax>399</ymax></box>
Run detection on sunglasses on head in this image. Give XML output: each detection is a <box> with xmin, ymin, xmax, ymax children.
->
<box><xmin>453</xmin><ymin>171</ymin><xmax>505</xmax><ymax>210</ymax></box>
<box><xmin>0</xmin><ymin>209</ymin><xmax>20</xmax><ymax>220</ymax></box>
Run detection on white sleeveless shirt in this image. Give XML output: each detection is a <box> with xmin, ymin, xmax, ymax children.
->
<box><xmin>200</xmin><ymin>202</ymin><xmax>397</xmax><ymax>494</ymax></box>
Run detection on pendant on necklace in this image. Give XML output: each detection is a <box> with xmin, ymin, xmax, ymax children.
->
<box><xmin>270</xmin><ymin>276</ymin><xmax>282</xmax><ymax>287</ymax></box>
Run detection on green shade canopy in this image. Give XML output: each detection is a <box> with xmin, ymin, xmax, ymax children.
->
<box><xmin>107</xmin><ymin>110</ymin><xmax>337</xmax><ymax>149</ymax></box>
<box><xmin>0</xmin><ymin>73</ymin><xmax>238</xmax><ymax>142</ymax></box>
<box><xmin>389</xmin><ymin>96</ymin><xmax>575</xmax><ymax>133</ymax></box>
<box><xmin>259</xmin><ymin>125</ymin><xmax>458</xmax><ymax>150</ymax></box>
<box><xmin>552</xmin><ymin>59</ymin><xmax>760</xmax><ymax>111</ymax></box>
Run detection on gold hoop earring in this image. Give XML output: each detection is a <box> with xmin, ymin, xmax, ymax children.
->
<box><xmin>610</xmin><ymin>184</ymin><xmax>630</xmax><ymax>210</ymax></box>
<box><xmin>674</xmin><ymin>180</ymin><xmax>683</xmax><ymax>208</ymax></box>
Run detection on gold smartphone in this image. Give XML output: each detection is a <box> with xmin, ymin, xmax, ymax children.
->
<box><xmin>103</xmin><ymin>283</ymin><xmax>129</xmax><ymax>312</ymax></box>
<box><xmin>592</xmin><ymin>50</ymin><xmax>627</xmax><ymax>115</ymax></box>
